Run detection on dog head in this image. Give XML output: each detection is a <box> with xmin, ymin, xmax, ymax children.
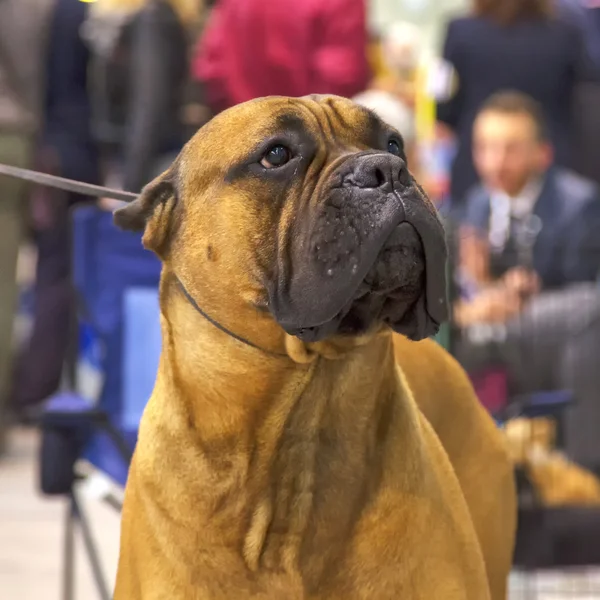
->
<box><xmin>114</xmin><ymin>95</ymin><xmax>447</xmax><ymax>344</ymax></box>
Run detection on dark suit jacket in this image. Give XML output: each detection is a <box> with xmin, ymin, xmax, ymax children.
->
<box><xmin>462</xmin><ymin>168</ymin><xmax>600</xmax><ymax>289</ymax></box>
<box><xmin>437</xmin><ymin>16</ymin><xmax>596</xmax><ymax>210</ymax></box>
<box><xmin>44</xmin><ymin>0</ymin><xmax>98</xmax><ymax>185</ymax></box>
<box><xmin>119</xmin><ymin>1</ymin><xmax>188</xmax><ymax>192</ymax></box>
<box><xmin>556</xmin><ymin>0</ymin><xmax>600</xmax><ymax>69</ymax></box>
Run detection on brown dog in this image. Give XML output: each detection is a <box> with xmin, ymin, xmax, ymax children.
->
<box><xmin>393</xmin><ymin>334</ymin><xmax>516</xmax><ymax>600</ymax></box>
<box><xmin>113</xmin><ymin>95</ymin><xmax>515</xmax><ymax>599</ymax></box>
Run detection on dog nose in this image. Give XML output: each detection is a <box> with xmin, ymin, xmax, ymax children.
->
<box><xmin>346</xmin><ymin>153</ymin><xmax>410</xmax><ymax>191</ymax></box>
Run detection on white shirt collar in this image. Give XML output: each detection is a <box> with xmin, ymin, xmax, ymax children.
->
<box><xmin>487</xmin><ymin>176</ymin><xmax>545</xmax><ymax>251</ymax></box>
<box><xmin>490</xmin><ymin>176</ymin><xmax>544</xmax><ymax>220</ymax></box>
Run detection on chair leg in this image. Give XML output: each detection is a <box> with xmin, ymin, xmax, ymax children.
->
<box><xmin>72</xmin><ymin>491</ymin><xmax>111</xmax><ymax>600</ymax></box>
<box><xmin>62</xmin><ymin>495</ymin><xmax>76</xmax><ymax>600</ymax></box>
<box><xmin>103</xmin><ymin>493</ymin><xmax>123</xmax><ymax>513</ymax></box>
<box><xmin>100</xmin><ymin>419</ymin><xmax>133</xmax><ymax>464</ymax></box>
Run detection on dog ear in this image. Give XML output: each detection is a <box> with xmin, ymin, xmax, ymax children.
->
<box><xmin>113</xmin><ymin>168</ymin><xmax>178</xmax><ymax>256</ymax></box>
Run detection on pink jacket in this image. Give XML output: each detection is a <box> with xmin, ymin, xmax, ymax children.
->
<box><xmin>193</xmin><ymin>0</ymin><xmax>370</xmax><ymax>112</ymax></box>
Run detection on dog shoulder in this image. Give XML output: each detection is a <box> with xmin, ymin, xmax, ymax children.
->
<box><xmin>393</xmin><ymin>335</ymin><xmax>479</xmax><ymax>428</ymax></box>
<box><xmin>394</xmin><ymin>335</ymin><xmax>516</xmax><ymax>600</ymax></box>
<box><xmin>393</xmin><ymin>334</ymin><xmax>511</xmax><ymax>472</ymax></box>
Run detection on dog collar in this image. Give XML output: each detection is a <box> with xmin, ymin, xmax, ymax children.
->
<box><xmin>174</xmin><ymin>277</ymin><xmax>288</xmax><ymax>358</ymax></box>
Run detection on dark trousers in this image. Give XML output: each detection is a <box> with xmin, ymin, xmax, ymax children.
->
<box><xmin>455</xmin><ymin>285</ymin><xmax>600</xmax><ymax>468</ymax></box>
<box><xmin>11</xmin><ymin>191</ymin><xmax>80</xmax><ymax>410</ymax></box>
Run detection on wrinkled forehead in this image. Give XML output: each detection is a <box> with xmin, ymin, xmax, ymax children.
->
<box><xmin>181</xmin><ymin>95</ymin><xmax>389</xmax><ymax>168</ymax></box>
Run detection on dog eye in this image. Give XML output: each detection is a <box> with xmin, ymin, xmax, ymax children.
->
<box><xmin>261</xmin><ymin>145</ymin><xmax>291</xmax><ymax>169</ymax></box>
<box><xmin>387</xmin><ymin>139</ymin><xmax>402</xmax><ymax>157</ymax></box>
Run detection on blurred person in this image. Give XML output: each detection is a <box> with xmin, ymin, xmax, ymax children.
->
<box><xmin>453</xmin><ymin>92</ymin><xmax>600</xmax><ymax>468</ymax></box>
<box><xmin>358</xmin><ymin>22</ymin><xmax>454</xmax><ymax>206</ymax></box>
<box><xmin>555</xmin><ymin>0</ymin><xmax>600</xmax><ymax>69</ymax></box>
<box><xmin>570</xmin><ymin>0</ymin><xmax>600</xmax><ymax>186</ymax></box>
<box><xmin>437</xmin><ymin>0</ymin><xmax>598</xmax><ymax>217</ymax></box>
<box><xmin>180</xmin><ymin>0</ymin><xmax>220</xmax><ymax>138</ymax></box>
<box><xmin>9</xmin><ymin>0</ymin><xmax>100</xmax><ymax>419</ymax></box>
<box><xmin>82</xmin><ymin>0</ymin><xmax>201</xmax><ymax>199</ymax></box>
<box><xmin>370</xmin><ymin>21</ymin><xmax>422</xmax><ymax>108</ymax></box>
<box><xmin>0</xmin><ymin>0</ymin><xmax>55</xmax><ymax>448</ymax></box>
<box><xmin>193</xmin><ymin>0</ymin><xmax>370</xmax><ymax>114</ymax></box>
<box><xmin>457</xmin><ymin>91</ymin><xmax>600</xmax><ymax>306</ymax></box>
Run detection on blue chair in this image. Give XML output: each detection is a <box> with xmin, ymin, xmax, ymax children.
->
<box><xmin>496</xmin><ymin>390</ymin><xmax>575</xmax><ymax>423</ymax></box>
<box><xmin>82</xmin><ymin>286</ymin><xmax>161</xmax><ymax>488</ymax></box>
<box><xmin>39</xmin><ymin>205</ymin><xmax>162</xmax><ymax>600</ymax></box>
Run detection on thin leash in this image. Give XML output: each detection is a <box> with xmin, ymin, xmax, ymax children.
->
<box><xmin>0</xmin><ymin>162</ymin><xmax>137</xmax><ymax>202</ymax></box>
<box><xmin>0</xmin><ymin>162</ymin><xmax>286</xmax><ymax>358</ymax></box>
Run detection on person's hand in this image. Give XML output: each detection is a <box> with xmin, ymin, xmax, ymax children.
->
<box><xmin>454</xmin><ymin>286</ymin><xmax>524</xmax><ymax>327</ymax></box>
<box><xmin>98</xmin><ymin>197</ymin><xmax>127</xmax><ymax>212</ymax></box>
<box><xmin>476</xmin><ymin>286</ymin><xmax>524</xmax><ymax>322</ymax></box>
<box><xmin>502</xmin><ymin>267</ymin><xmax>541</xmax><ymax>299</ymax></box>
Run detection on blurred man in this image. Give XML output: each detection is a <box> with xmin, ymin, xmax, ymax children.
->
<box><xmin>457</xmin><ymin>91</ymin><xmax>600</xmax><ymax>327</ymax></box>
<box><xmin>0</xmin><ymin>0</ymin><xmax>55</xmax><ymax>451</ymax></box>
<box><xmin>193</xmin><ymin>0</ymin><xmax>370</xmax><ymax>114</ymax></box>
<box><xmin>453</xmin><ymin>91</ymin><xmax>600</xmax><ymax>470</ymax></box>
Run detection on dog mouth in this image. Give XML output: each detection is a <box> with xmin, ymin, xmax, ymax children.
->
<box><xmin>291</xmin><ymin>222</ymin><xmax>427</xmax><ymax>342</ymax></box>
<box><xmin>361</xmin><ymin>223</ymin><xmax>424</xmax><ymax>297</ymax></box>
<box><xmin>267</xmin><ymin>162</ymin><xmax>448</xmax><ymax>343</ymax></box>
<box><xmin>342</xmin><ymin>225</ymin><xmax>425</xmax><ymax>331</ymax></box>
